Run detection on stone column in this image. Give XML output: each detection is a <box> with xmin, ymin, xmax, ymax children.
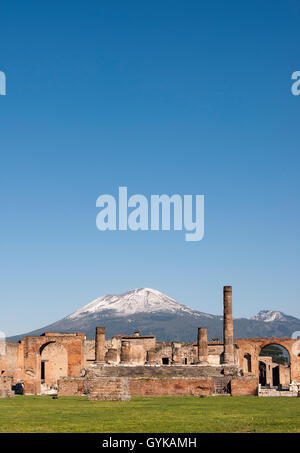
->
<box><xmin>197</xmin><ymin>328</ymin><xmax>208</xmax><ymax>363</ymax></box>
<box><xmin>223</xmin><ymin>286</ymin><xmax>234</xmax><ymax>364</ymax></box>
<box><xmin>105</xmin><ymin>348</ymin><xmax>118</xmax><ymax>364</ymax></box>
<box><xmin>146</xmin><ymin>349</ymin><xmax>157</xmax><ymax>365</ymax></box>
<box><xmin>120</xmin><ymin>341</ymin><xmax>131</xmax><ymax>363</ymax></box>
<box><xmin>95</xmin><ymin>327</ymin><xmax>106</xmax><ymax>362</ymax></box>
<box><xmin>172</xmin><ymin>342</ymin><xmax>183</xmax><ymax>364</ymax></box>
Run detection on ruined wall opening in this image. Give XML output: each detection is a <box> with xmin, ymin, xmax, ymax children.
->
<box><xmin>272</xmin><ymin>366</ymin><xmax>280</xmax><ymax>386</ymax></box>
<box><xmin>162</xmin><ymin>357</ymin><xmax>169</xmax><ymax>365</ymax></box>
<box><xmin>41</xmin><ymin>361</ymin><xmax>45</xmax><ymax>381</ymax></box>
<box><xmin>259</xmin><ymin>344</ymin><xmax>291</xmax><ymax>388</ymax></box>
<box><xmin>39</xmin><ymin>342</ymin><xmax>68</xmax><ymax>393</ymax></box>
<box><xmin>259</xmin><ymin>361</ymin><xmax>266</xmax><ymax>386</ymax></box>
<box><xmin>243</xmin><ymin>353</ymin><xmax>252</xmax><ymax>373</ymax></box>
<box><xmin>259</xmin><ymin>344</ymin><xmax>290</xmax><ymax>366</ymax></box>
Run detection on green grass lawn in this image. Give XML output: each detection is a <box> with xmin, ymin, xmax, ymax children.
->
<box><xmin>0</xmin><ymin>395</ymin><xmax>299</xmax><ymax>433</ymax></box>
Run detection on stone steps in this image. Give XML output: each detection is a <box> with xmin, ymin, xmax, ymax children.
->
<box><xmin>214</xmin><ymin>377</ymin><xmax>231</xmax><ymax>394</ymax></box>
<box><xmin>258</xmin><ymin>388</ymin><xmax>298</xmax><ymax>397</ymax></box>
<box><xmin>87</xmin><ymin>364</ymin><xmax>229</xmax><ymax>379</ymax></box>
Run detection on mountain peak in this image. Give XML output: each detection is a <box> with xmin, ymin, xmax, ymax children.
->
<box><xmin>67</xmin><ymin>287</ymin><xmax>200</xmax><ymax>319</ymax></box>
<box><xmin>7</xmin><ymin>289</ymin><xmax>300</xmax><ymax>343</ymax></box>
<box><xmin>251</xmin><ymin>310</ymin><xmax>287</xmax><ymax>323</ymax></box>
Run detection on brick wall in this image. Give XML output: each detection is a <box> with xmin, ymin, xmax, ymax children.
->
<box><xmin>129</xmin><ymin>377</ymin><xmax>214</xmax><ymax>396</ymax></box>
<box><xmin>57</xmin><ymin>377</ymin><xmax>84</xmax><ymax>396</ymax></box>
<box><xmin>230</xmin><ymin>377</ymin><xmax>258</xmax><ymax>396</ymax></box>
<box><xmin>87</xmin><ymin>378</ymin><xmax>130</xmax><ymax>401</ymax></box>
<box><xmin>58</xmin><ymin>376</ymin><xmax>214</xmax><ymax>399</ymax></box>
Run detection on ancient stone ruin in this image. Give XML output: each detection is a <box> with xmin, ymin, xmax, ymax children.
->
<box><xmin>1</xmin><ymin>286</ymin><xmax>299</xmax><ymax>399</ymax></box>
<box><xmin>0</xmin><ymin>376</ymin><xmax>14</xmax><ymax>398</ymax></box>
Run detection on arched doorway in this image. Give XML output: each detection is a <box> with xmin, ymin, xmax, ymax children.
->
<box><xmin>259</xmin><ymin>344</ymin><xmax>290</xmax><ymax>388</ymax></box>
<box><xmin>243</xmin><ymin>353</ymin><xmax>252</xmax><ymax>373</ymax></box>
<box><xmin>40</xmin><ymin>342</ymin><xmax>68</xmax><ymax>393</ymax></box>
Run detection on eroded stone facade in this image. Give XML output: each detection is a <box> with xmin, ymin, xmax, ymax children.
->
<box><xmin>1</xmin><ymin>286</ymin><xmax>299</xmax><ymax>398</ymax></box>
<box><xmin>0</xmin><ymin>376</ymin><xmax>14</xmax><ymax>398</ymax></box>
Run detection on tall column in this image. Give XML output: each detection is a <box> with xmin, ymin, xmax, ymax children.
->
<box><xmin>120</xmin><ymin>341</ymin><xmax>131</xmax><ymax>363</ymax></box>
<box><xmin>223</xmin><ymin>286</ymin><xmax>234</xmax><ymax>364</ymax></box>
<box><xmin>197</xmin><ymin>328</ymin><xmax>208</xmax><ymax>363</ymax></box>
<box><xmin>95</xmin><ymin>326</ymin><xmax>106</xmax><ymax>362</ymax></box>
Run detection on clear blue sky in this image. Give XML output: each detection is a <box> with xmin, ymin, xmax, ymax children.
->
<box><xmin>1</xmin><ymin>1</ymin><xmax>299</xmax><ymax>336</ymax></box>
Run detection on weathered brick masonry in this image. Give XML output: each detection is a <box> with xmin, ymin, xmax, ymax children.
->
<box><xmin>57</xmin><ymin>377</ymin><xmax>85</xmax><ymax>396</ymax></box>
<box><xmin>0</xmin><ymin>376</ymin><xmax>14</xmax><ymax>398</ymax></box>
<box><xmin>58</xmin><ymin>376</ymin><xmax>214</xmax><ymax>399</ymax></box>
<box><xmin>230</xmin><ymin>377</ymin><xmax>258</xmax><ymax>396</ymax></box>
<box><xmin>2</xmin><ymin>285</ymin><xmax>299</xmax><ymax>398</ymax></box>
<box><xmin>129</xmin><ymin>377</ymin><xmax>214</xmax><ymax>396</ymax></box>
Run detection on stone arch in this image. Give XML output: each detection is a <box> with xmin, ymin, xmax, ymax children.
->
<box><xmin>236</xmin><ymin>337</ymin><xmax>300</xmax><ymax>385</ymax></box>
<box><xmin>259</xmin><ymin>340</ymin><xmax>292</xmax><ymax>359</ymax></box>
<box><xmin>39</xmin><ymin>341</ymin><xmax>56</xmax><ymax>355</ymax></box>
<box><xmin>39</xmin><ymin>341</ymin><xmax>68</xmax><ymax>391</ymax></box>
<box><xmin>259</xmin><ymin>343</ymin><xmax>291</xmax><ymax>387</ymax></box>
<box><xmin>259</xmin><ymin>343</ymin><xmax>290</xmax><ymax>365</ymax></box>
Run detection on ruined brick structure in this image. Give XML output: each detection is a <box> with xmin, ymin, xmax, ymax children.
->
<box><xmin>1</xmin><ymin>286</ymin><xmax>300</xmax><ymax>398</ymax></box>
<box><xmin>0</xmin><ymin>332</ymin><xmax>85</xmax><ymax>395</ymax></box>
<box><xmin>0</xmin><ymin>376</ymin><xmax>14</xmax><ymax>398</ymax></box>
<box><xmin>236</xmin><ymin>337</ymin><xmax>300</xmax><ymax>390</ymax></box>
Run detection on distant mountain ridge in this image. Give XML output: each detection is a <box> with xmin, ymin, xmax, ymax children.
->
<box><xmin>7</xmin><ymin>288</ymin><xmax>300</xmax><ymax>342</ymax></box>
<box><xmin>251</xmin><ymin>310</ymin><xmax>290</xmax><ymax>323</ymax></box>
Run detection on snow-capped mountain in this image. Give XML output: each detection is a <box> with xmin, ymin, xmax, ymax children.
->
<box><xmin>251</xmin><ymin>310</ymin><xmax>288</xmax><ymax>323</ymax></box>
<box><xmin>7</xmin><ymin>288</ymin><xmax>300</xmax><ymax>342</ymax></box>
<box><xmin>68</xmin><ymin>288</ymin><xmax>212</xmax><ymax>319</ymax></box>
<box><xmin>7</xmin><ymin>287</ymin><xmax>221</xmax><ymax>342</ymax></box>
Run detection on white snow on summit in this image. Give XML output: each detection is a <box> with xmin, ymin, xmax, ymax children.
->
<box><xmin>251</xmin><ymin>310</ymin><xmax>287</xmax><ymax>323</ymax></box>
<box><xmin>67</xmin><ymin>288</ymin><xmax>209</xmax><ymax>319</ymax></box>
